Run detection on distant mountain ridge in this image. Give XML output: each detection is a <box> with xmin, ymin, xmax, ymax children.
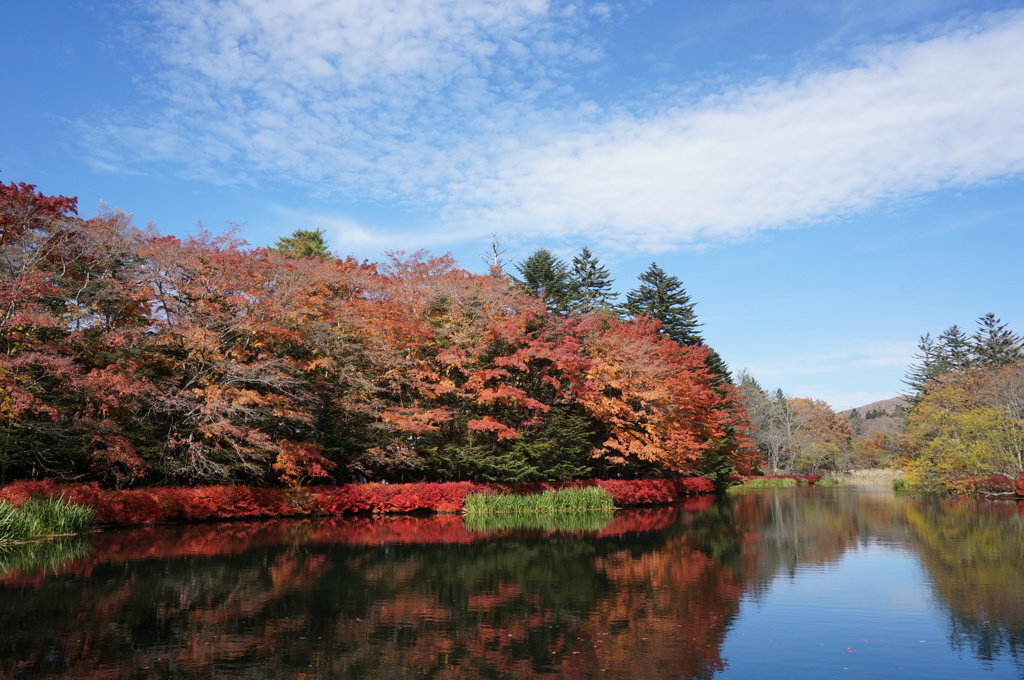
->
<box><xmin>842</xmin><ymin>396</ymin><xmax>908</xmax><ymax>417</ymax></box>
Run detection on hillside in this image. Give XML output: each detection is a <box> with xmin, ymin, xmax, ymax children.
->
<box><xmin>843</xmin><ymin>396</ymin><xmax>908</xmax><ymax>418</ymax></box>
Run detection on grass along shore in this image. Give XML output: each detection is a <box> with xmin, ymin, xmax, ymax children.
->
<box><xmin>834</xmin><ymin>469</ymin><xmax>903</xmax><ymax>487</ymax></box>
<box><xmin>463</xmin><ymin>486</ymin><xmax>615</xmax><ymax>515</ymax></box>
<box><xmin>0</xmin><ymin>495</ymin><xmax>96</xmax><ymax>544</ymax></box>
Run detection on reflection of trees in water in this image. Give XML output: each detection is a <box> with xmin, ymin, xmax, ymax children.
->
<box><xmin>3</xmin><ymin>492</ymin><xmax>1023</xmax><ymax>678</ymax></box>
<box><xmin>903</xmin><ymin>497</ymin><xmax>1024</xmax><ymax>675</ymax></box>
<box><xmin>722</xmin><ymin>489</ymin><xmax>867</xmax><ymax>594</ymax></box>
<box><xmin>728</xmin><ymin>489</ymin><xmax>1024</xmax><ymax>676</ymax></box>
<box><xmin>0</xmin><ymin>508</ymin><xmax>745</xmax><ymax>679</ymax></box>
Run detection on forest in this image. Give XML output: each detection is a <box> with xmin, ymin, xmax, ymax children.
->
<box><xmin>739</xmin><ymin>313</ymin><xmax>1024</xmax><ymax>492</ymax></box>
<box><xmin>0</xmin><ymin>181</ymin><xmax>757</xmax><ymax>489</ymax></box>
<box><xmin>3</xmin><ymin>179</ymin><xmax>1022</xmax><ymax>494</ymax></box>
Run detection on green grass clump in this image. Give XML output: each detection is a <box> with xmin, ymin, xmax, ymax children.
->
<box><xmin>815</xmin><ymin>477</ymin><xmax>840</xmax><ymax>486</ymax></box>
<box><xmin>465</xmin><ymin>510</ymin><xmax>614</xmax><ymax>533</ymax></box>
<box><xmin>734</xmin><ymin>477</ymin><xmax>798</xmax><ymax>489</ymax></box>
<box><xmin>463</xmin><ymin>486</ymin><xmax>615</xmax><ymax>515</ymax></box>
<box><xmin>0</xmin><ymin>495</ymin><xmax>96</xmax><ymax>543</ymax></box>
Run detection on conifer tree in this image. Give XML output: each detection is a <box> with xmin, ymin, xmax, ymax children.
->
<box><xmin>936</xmin><ymin>324</ymin><xmax>972</xmax><ymax>369</ymax></box>
<box><xmin>903</xmin><ymin>333</ymin><xmax>945</xmax><ymax>404</ymax></box>
<box><xmin>270</xmin><ymin>229</ymin><xmax>331</xmax><ymax>258</ymax></box>
<box><xmin>513</xmin><ymin>248</ymin><xmax>572</xmax><ymax>312</ymax></box>
<box><xmin>567</xmin><ymin>247</ymin><xmax>615</xmax><ymax>313</ymax></box>
<box><xmin>903</xmin><ymin>325</ymin><xmax>976</xmax><ymax>403</ymax></box>
<box><xmin>620</xmin><ymin>263</ymin><xmax>702</xmax><ymax>345</ymax></box>
<box><xmin>971</xmin><ymin>313</ymin><xmax>1024</xmax><ymax>367</ymax></box>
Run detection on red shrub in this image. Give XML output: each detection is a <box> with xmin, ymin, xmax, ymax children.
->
<box><xmin>0</xmin><ymin>475</ymin><xmax>714</xmax><ymax>526</ymax></box>
<box><xmin>595</xmin><ymin>477</ymin><xmax>714</xmax><ymax>506</ymax></box>
<box><xmin>0</xmin><ymin>479</ymin><xmax>61</xmax><ymax>505</ymax></box>
<box><xmin>953</xmin><ymin>475</ymin><xmax>1015</xmax><ymax>494</ymax></box>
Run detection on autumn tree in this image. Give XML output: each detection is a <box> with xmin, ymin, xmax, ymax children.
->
<box><xmin>0</xmin><ymin>183</ymin><xmax>158</xmax><ymax>484</ymax></box>
<box><xmin>578</xmin><ymin>316</ymin><xmax>756</xmax><ymax>479</ymax></box>
<box><xmin>903</xmin><ymin>362</ymin><xmax>1024</xmax><ymax>491</ymax></box>
<box><xmin>788</xmin><ymin>398</ymin><xmax>854</xmax><ymax>474</ymax></box>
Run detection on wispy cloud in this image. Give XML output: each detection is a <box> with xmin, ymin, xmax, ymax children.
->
<box><xmin>457</xmin><ymin>10</ymin><xmax>1024</xmax><ymax>248</ymax></box>
<box><xmin>90</xmin><ymin>4</ymin><xmax>1024</xmax><ymax>252</ymax></box>
<box><xmin>92</xmin><ymin>0</ymin><xmax>596</xmax><ymax>194</ymax></box>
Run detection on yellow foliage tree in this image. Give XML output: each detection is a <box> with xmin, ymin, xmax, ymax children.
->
<box><xmin>903</xmin><ymin>363</ymin><xmax>1024</xmax><ymax>491</ymax></box>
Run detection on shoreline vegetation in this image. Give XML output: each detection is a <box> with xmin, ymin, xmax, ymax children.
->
<box><xmin>0</xmin><ymin>476</ymin><xmax>714</xmax><ymax>542</ymax></box>
<box><xmin>0</xmin><ymin>494</ymin><xmax>96</xmax><ymax>544</ymax></box>
<box><xmin>463</xmin><ymin>485</ymin><xmax>615</xmax><ymax>515</ymax></box>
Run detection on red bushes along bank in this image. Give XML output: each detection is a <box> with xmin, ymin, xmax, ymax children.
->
<box><xmin>0</xmin><ymin>477</ymin><xmax>715</xmax><ymax>526</ymax></box>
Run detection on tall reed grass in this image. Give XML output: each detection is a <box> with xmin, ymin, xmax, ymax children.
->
<box><xmin>839</xmin><ymin>469</ymin><xmax>903</xmax><ymax>487</ymax></box>
<box><xmin>463</xmin><ymin>486</ymin><xmax>615</xmax><ymax>515</ymax></box>
<box><xmin>0</xmin><ymin>495</ymin><xmax>97</xmax><ymax>543</ymax></box>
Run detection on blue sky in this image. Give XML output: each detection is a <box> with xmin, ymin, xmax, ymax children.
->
<box><xmin>4</xmin><ymin>0</ymin><xmax>1023</xmax><ymax>410</ymax></box>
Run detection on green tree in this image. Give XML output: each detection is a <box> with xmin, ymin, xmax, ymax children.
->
<box><xmin>567</xmin><ymin>247</ymin><xmax>615</xmax><ymax>313</ymax></box>
<box><xmin>269</xmin><ymin>229</ymin><xmax>331</xmax><ymax>258</ymax></box>
<box><xmin>971</xmin><ymin>313</ymin><xmax>1023</xmax><ymax>368</ymax></box>
<box><xmin>619</xmin><ymin>263</ymin><xmax>702</xmax><ymax>345</ymax></box>
<box><xmin>903</xmin><ymin>327</ymin><xmax>973</xmax><ymax>404</ymax></box>
<box><xmin>513</xmin><ymin>248</ymin><xmax>572</xmax><ymax>312</ymax></box>
<box><xmin>937</xmin><ymin>324</ymin><xmax>972</xmax><ymax>368</ymax></box>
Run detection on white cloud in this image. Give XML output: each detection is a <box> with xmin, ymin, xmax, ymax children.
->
<box><xmin>270</xmin><ymin>205</ymin><xmax>485</xmax><ymax>257</ymax></box>
<box><xmin>456</xmin><ymin>10</ymin><xmax>1024</xmax><ymax>248</ymax></box>
<box><xmin>93</xmin><ymin>0</ymin><xmax>593</xmax><ymax>197</ymax></box>
<box><xmin>93</xmin><ymin>5</ymin><xmax>1024</xmax><ymax>253</ymax></box>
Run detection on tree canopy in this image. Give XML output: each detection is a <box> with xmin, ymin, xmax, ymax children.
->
<box><xmin>0</xmin><ymin>181</ymin><xmax>757</xmax><ymax>488</ymax></box>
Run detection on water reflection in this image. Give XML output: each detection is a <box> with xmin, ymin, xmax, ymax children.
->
<box><xmin>903</xmin><ymin>495</ymin><xmax>1024</xmax><ymax>673</ymax></box>
<box><xmin>0</xmin><ymin>490</ymin><xmax>1022</xmax><ymax>678</ymax></box>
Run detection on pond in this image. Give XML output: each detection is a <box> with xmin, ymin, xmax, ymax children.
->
<box><xmin>1</xmin><ymin>487</ymin><xmax>1022</xmax><ymax>679</ymax></box>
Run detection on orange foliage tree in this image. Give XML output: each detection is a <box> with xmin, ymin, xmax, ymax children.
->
<box><xmin>1</xmin><ymin>180</ymin><xmax>756</xmax><ymax>487</ymax></box>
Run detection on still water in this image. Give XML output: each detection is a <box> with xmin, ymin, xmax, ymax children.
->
<box><xmin>1</xmin><ymin>487</ymin><xmax>1022</xmax><ymax>679</ymax></box>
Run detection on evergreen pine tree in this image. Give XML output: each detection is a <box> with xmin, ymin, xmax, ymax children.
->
<box><xmin>620</xmin><ymin>263</ymin><xmax>702</xmax><ymax>345</ymax></box>
<box><xmin>269</xmin><ymin>229</ymin><xmax>331</xmax><ymax>258</ymax></box>
<box><xmin>704</xmin><ymin>349</ymin><xmax>732</xmax><ymax>385</ymax></box>
<box><xmin>936</xmin><ymin>324</ymin><xmax>972</xmax><ymax>370</ymax></box>
<box><xmin>903</xmin><ymin>326</ymin><xmax>974</xmax><ymax>404</ymax></box>
<box><xmin>903</xmin><ymin>333</ymin><xmax>942</xmax><ymax>404</ymax></box>
<box><xmin>567</xmin><ymin>247</ymin><xmax>615</xmax><ymax>313</ymax></box>
<box><xmin>971</xmin><ymin>313</ymin><xmax>1024</xmax><ymax>367</ymax></box>
<box><xmin>513</xmin><ymin>248</ymin><xmax>572</xmax><ymax>312</ymax></box>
